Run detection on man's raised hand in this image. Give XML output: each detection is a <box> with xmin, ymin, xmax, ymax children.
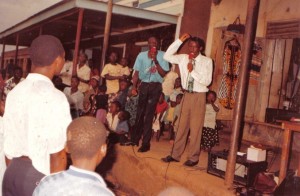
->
<box><xmin>180</xmin><ymin>33</ymin><xmax>191</xmax><ymax>42</ymax></box>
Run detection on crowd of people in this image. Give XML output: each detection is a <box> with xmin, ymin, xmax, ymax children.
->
<box><xmin>0</xmin><ymin>33</ymin><xmax>221</xmax><ymax>195</ymax></box>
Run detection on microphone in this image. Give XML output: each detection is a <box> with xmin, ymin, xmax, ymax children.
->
<box><xmin>189</xmin><ymin>52</ymin><xmax>194</xmax><ymax>60</ymax></box>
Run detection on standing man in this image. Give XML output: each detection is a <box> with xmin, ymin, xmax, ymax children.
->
<box><xmin>3</xmin><ymin>66</ymin><xmax>25</xmax><ymax>99</ymax></box>
<box><xmin>130</xmin><ymin>36</ymin><xmax>169</xmax><ymax>152</ymax></box>
<box><xmin>162</xmin><ymin>33</ymin><xmax>213</xmax><ymax>166</ymax></box>
<box><xmin>101</xmin><ymin>52</ymin><xmax>129</xmax><ymax>95</ymax></box>
<box><xmin>2</xmin><ymin>35</ymin><xmax>72</xmax><ymax>195</ymax></box>
<box><xmin>76</xmin><ymin>53</ymin><xmax>91</xmax><ymax>94</ymax></box>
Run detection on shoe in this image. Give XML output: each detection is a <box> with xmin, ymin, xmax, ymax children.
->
<box><xmin>183</xmin><ymin>160</ymin><xmax>198</xmax><ymax>167</ymax></box>
<box><xmin>161</xmin><ymin>155</ymin><xmax>179</xmax><ymax>163</ymax></box>
<box><xmin>138</xmin><ymin>145</ymin><xmax>150</xmax><ymax>153</ymax></box>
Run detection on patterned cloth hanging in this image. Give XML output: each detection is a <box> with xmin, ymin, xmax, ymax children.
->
<box><xmin>218</xmin><ymin>38</ymin><xmax>242</xmax><ymax>109</ymax></box>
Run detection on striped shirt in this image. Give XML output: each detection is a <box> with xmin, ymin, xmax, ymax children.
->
<box><xmin>33</xmin><ymin>166</ymin><xmax>115</xmax><ymax>196</ymax></box>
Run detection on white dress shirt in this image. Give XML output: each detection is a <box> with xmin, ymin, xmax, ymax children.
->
<box><xmin>63</xmin><ymin>87</ymin><xmax>84</xmax><ymax>111</ymax></box>
<box><xmin>60</xmin><ymin>61</ymin><xmax>73</xmax><ymax>86</ymax></box>
<box><xmin>3</xmin><ymin>73</ymin><xmax>72</xmax><ymax>175</ymax></box>
<box><xmin>164</xmin><ymin>39</ymin><xmax>213</xmax><ymax>92</ymax></box>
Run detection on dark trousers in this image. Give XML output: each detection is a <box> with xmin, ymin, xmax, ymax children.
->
<box><xmin>131</xmin><ymin>82</ymin><xmax>162</xmax><ymax>147</ymax></box>
<box><xmin>2</xmin><ymin>157</ymin><xmax>45</xmax><ymax>196</ymax></box>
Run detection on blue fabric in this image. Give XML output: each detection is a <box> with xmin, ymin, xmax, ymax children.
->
<box><xmin>133</xmin><ymin>50</ymin><xmax>169</xmax><ymax>83</ymax></box>
<box><xmin>33</xmin><ymin>166</ymin><xmax>114</xmax><ymax>196</ymax></box>
<box><xmin>116</xmin><ymin>120</ymin><xmax>129</xmax><ymax>133</ymax></box>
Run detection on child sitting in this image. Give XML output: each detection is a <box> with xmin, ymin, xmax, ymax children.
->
<box><xmin>152</xmin><ymin>93</ymin><xmax>168</xmax><ymax>141</ymax></box>
<box><xmin>105</xmin><ymin>101</ymin><xmax>121</xmax><ymax>133</ymax></box>
<box><xmin>201</xmin><ymin>90</ymin><xmax>220</xmax><ymax>151</ymax></box>
<box><xmin>110</xmin><ymin>110</ymin><xmax>130</xmax><ymax>144</ymax></box>
<box><xmin>114</xmin><ymin>79</ymin><xmax>130</xmax><ymax>109</ymax></box>
<box><xmin>33</xmin><ymin>117</ymin><xmax>114</xmax><ymax>195</ymax></box>
<box><xmin>95</xmin><ymin>85</ymin><xmax>109</xmax><ymax>123</ymax></box>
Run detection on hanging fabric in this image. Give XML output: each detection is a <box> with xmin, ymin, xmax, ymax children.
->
<box><xmin>218</xmin><ymin>37</ymin><xmax>242</xmax><ymax>109</ymax></box>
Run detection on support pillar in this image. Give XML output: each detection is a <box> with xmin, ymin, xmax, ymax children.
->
<box><xmin>14</xmin><ymin>34</ymin><xmax>19</xmax><ymax>65</ymax></box>
<box><xmin>72</xmin><ymin>8</ymin><xmax>84</xmax><ymax>76</ymax></box>
<box><xmin>1</xmin><ymin>40</ymin><xmax>5</xmax><ymax>70</ymax></box>
<box><xmin>224</xmin><ymin>0</ymin><xmax>260</xmax><ymax>188</ymax></box>
<box><xmin>100</xmin><ymin>0</ymin><xmax>113</xmax><ymax>81</ymax></box>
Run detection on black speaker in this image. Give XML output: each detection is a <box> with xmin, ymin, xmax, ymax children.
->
<box><xmin>207</xmin><ymin>150</ymin><xmax>268</xmax><ymax>187</ymax></box>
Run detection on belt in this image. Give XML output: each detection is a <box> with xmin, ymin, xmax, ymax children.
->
<box><xmin>182</xmin><ymin>89</ymin><xmax>200</xmax><ymax>94</ymax></box>
<box><xmin>19</xmin><ymin>156</ymin><xmax>30</xmax><ymax>160</ymax></box>
<box><xmin>142</xmin><ymin>82</ymin><xmax>161</xmax><ymax>85</ymax></box>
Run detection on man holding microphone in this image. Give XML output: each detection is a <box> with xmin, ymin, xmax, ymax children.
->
<box><xmin>162</xmin><ymin>33</ymin><xmax>213</xmax><ymax>167</ymax></box>
<box><xmin>130</xmin><ymin>36</ymin><xmax>169</xmax><ymax>152</ymax></box>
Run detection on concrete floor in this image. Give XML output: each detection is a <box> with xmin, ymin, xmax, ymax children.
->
<box><xmin>102</xmin><ymin>131</ymin><xmax>299</xmax><ymax>196</ymax></box>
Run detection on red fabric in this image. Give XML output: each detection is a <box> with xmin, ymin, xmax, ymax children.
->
<box><xmin>156</xmin><ymin>101</ymin><xmax>168</xmax><ymax>114</ymax></box>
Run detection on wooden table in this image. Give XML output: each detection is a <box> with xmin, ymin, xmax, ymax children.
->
<box><xmin>279</xmin><ymin>121</ymin><xmax>300</xmax><ymax>184</ymax></box>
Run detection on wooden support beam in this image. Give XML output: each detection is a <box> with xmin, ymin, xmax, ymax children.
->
<box><xmin>72</xmin><ymin>8</ymin><xmax>84</xmax><ymax>76</ymax></box>
<box><xmin>100</xmin><ymin>0</ymin><xmax>113</xmax><ymax>79</ymax></box>
<box><xmin>224</xmin><ymin>0</ymin><xmax>261</xmax><ymax>188</ymax></box>
<box><xmin>14</xmin><ymin>34</ymin><xmax>19</xmax><ymax>65</ymax></box>
<box><xmin>1</xmin><ymin>40</ymin><xmax>5</xmax><ymax>69</ymax></box>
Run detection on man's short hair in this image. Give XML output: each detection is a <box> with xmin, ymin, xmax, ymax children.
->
<box><xmin>67</xmin><ymin>117</ymin><xmax>107</xmax><ymax>160</ymax></box>
<box><xmin>189</xmin><ymin>37</ymin><xmax>205</xmax><ymax>51</ymax></box>
<box><xmin>29</xmin><ymin>35</ymin><xmax>64</xmax><ymax>67</ymax></box>
<box><xmin>13</xmin><ymin>66</ymin><xmax>23</xmax><ymax>73</ymax></box>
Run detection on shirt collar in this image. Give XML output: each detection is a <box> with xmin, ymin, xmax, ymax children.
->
<box><xmin>194</xmin><ymin>53</ymin><xmax>203</xmax><ymax>63</ymax></box>
<box><xmin>26</xmin><ymin>73</ymin><xmax>53</xmax><ymax>85</ymax></box>
<box><xmin>69</xmin><ymin>165</ymin><xmax>106</xmax><ymax>185</ymax></box>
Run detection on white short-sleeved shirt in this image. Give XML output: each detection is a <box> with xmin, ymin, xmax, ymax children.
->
<box><xmin>60</xmin><ymin>61</ymin><xmax>73</xmax><ymax>86</ymax></box>
<box><xmin>0</xmin><ymin>117</ymin><xmax>5</xmax><ymax>194</ymax></box>
<box><xmin>63</xmin><ymin>87</ymin><xmax>84</xmax><ymax>110</ymax></box>
<box><xmin>77</xmin><ymin>64</ymin><xmax>91</xmax><ymax>93</ymax></box>
<box><xmin>3</xmin><ymin>73</ymin><xmax>72</xmax><ymax>175</ymax></box>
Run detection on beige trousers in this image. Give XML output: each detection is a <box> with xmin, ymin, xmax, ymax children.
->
<box><xmin>171</xmin><ymin>92</ymin><xmax>206</xmax><ymax>162</ymax></box>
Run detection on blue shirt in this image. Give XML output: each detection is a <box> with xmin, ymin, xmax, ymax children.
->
<box><xmin>116</xmin><ymin>120</ymin><xmax>129</xmax><ymax>133</ymax></box>
<box><xmin>133</xmin><ymin>50</ymin><xmax>169</xmax><ymax>83</ymax></box>
<box><xmin>33</xmin><ymin>166</ymin><xmax>115</xmax><ymax>196</ymax></box>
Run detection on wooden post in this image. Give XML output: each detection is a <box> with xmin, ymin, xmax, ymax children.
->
<box><xmin>72</xmin><ymin>8</ymin><xmax>84</xmax><ymax>76</ymax></box>
<box><xmin>1</xmin><ymin>40</ymin><xmax>5</xmax><ymax>70</ymax></box>
<box><xmin>100</xmin><ymin>0</ymin><xmax>113</xmax><ymax>81</ymax></box>
<box><xmin>224</xmin><ymin>0</ymin><xmax>260</xmax><ymax>188</ymax></box>
<box><xmin>14</xmin><ymin>34</ymin><xmax>19</xmax><ymax>65</ymax></box>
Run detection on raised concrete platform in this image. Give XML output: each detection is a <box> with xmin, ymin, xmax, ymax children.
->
<box><xmin>108</xmin><ymin>139</ymin><xmax>235</xmax><ymax>196</ymax></box>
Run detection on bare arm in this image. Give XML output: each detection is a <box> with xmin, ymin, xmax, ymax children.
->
<box><xmin>50</xmin><ymin>149</ymin><xmax>67</xmax><ymax>173</ymax></box>
<box><xmin>104</xmin><ymin>74</ymin><xmax>124</xmax><ymax>80</ymax></box>
<box><xmin>131</xmin><ymin>71</ymin><xmax>139</xmax><ymax>96</ymax></box>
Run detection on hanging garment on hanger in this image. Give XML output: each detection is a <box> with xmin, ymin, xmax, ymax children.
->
<box><xmin>218</xmin><ymin>37</ymin><xmax>242</xmax><ymax>109</ymax></box>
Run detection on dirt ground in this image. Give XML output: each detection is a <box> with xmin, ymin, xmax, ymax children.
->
<box><xmin>99</xmin><ymin>130</ymin><xmax>299</xmax><ymax>196</ymax></box>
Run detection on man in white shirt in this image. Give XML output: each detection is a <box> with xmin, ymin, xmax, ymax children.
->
<box><xmin>3</xmin><ymin>66</ymin><xmax>25</xmax><ymax>99</ymax></box>
<box><xmin>162</xmin><ymin>33</ymin><xmax>213</xmax><ymax>167</ymax></box>
<box><xmin>76</xmin><ymin>53</ymin><xmax>91</xmax><ymax>93</ymax></box>
<box><xmin>2</xmin><ymin>35</ymin><xmax>72</xmax><ymax>196</ymax></box>
<box><xmin>63</xmin><ymin>76</ymin><xmax>84</xmax><ymax>119</ymax></box>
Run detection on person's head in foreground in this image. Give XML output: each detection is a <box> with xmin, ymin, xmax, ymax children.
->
<box><xmin>29</xmin><ymin>35</ymin><xmax>65</xmax><ymax>79</ymax></box>
<box><xmin>158</xmin><ymin>186</ymin><xmax>195</xmax><ymax>196</ymax></box>
<box><xmin>33</xmin><ymin>117</ymin><xmax>114</xmax><ymax>196</ymax></box>
<box><xmin>66</xmin><ymin>116</ymin><xmax>107</xmax><ymax>168</ymax></box>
